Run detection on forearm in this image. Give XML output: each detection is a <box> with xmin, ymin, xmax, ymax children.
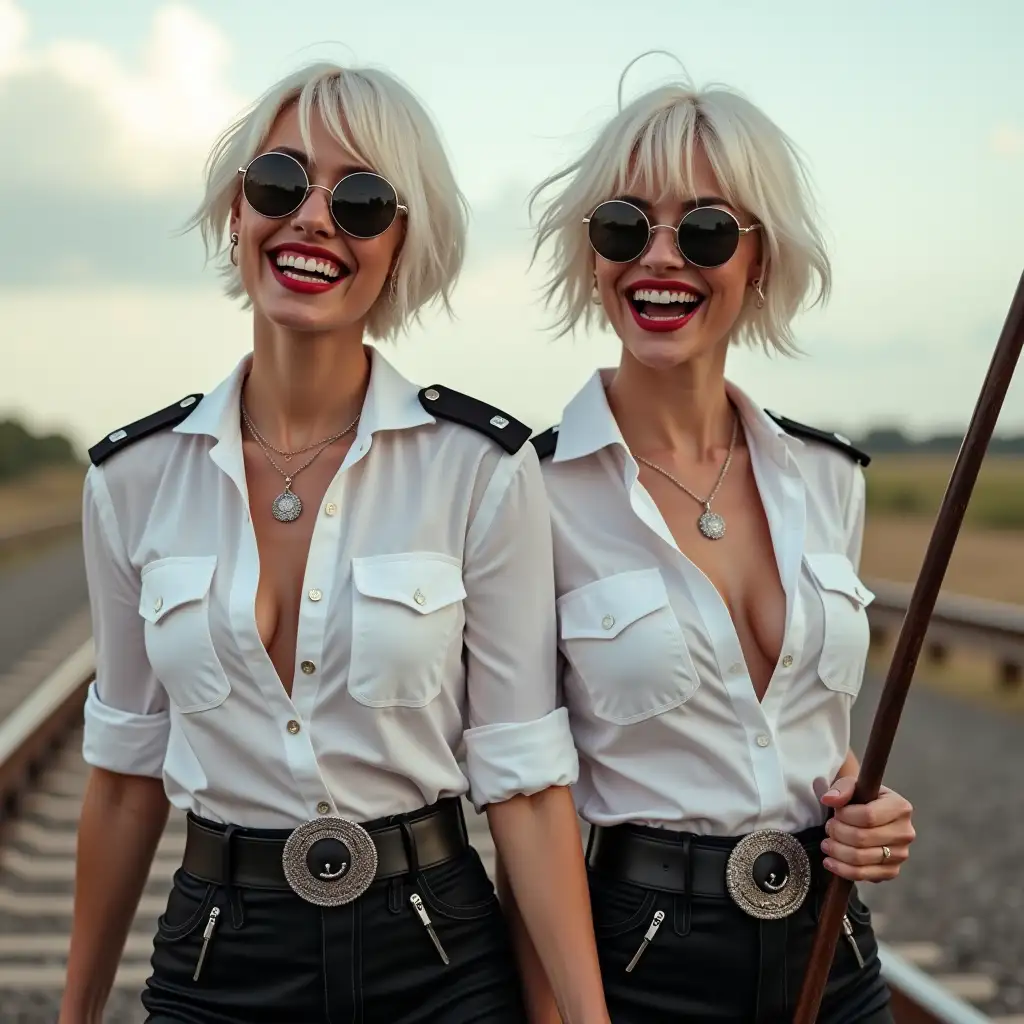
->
<box><xmin>837</xmin><ymin>747</ymin><xmax>860</xmax><ymax>781</ymax></box>
<box><xmin>496</xmin><ymin>855</ymin><xmax>562</xmax><ymax>1023</ymax></box>
<box><xmin>60</xmin><ymin>767</ymin><xmax>169</xmax><ymax>1023</ymax></box>
<box><xmin>487</xmin><ymin>786</ymin><xmax>608</xmax><ymax>1024</ymax></box>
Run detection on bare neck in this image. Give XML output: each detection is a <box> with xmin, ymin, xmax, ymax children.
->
<box><xmin>605</xmin><ymin>347</ymin><xmax>736</xmax><ymax>463</ymax></box>
<box><xmin>242</xmin><ymin>318</ymin><xmax>370</xmax><ymax>450</ymax></box>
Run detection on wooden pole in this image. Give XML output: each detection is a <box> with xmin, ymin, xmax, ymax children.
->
<box><xmin>792</xmin><ymin>266</ymin><xmax>1024</xmax><ymax>1023</ymax></box>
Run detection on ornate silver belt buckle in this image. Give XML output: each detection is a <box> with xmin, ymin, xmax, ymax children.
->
<box><xmin>725</xmin><ymin>829</ymin><xmax>811</xmax><ymax>920</ymax></box>
<box><xmin>281</xmin><ymin>817</ymin><xmax>379</xmax><ymax>907</ymax></box>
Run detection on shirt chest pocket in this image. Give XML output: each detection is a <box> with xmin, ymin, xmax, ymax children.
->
<box><xmin>804</xmin><ymin>553</ymin><xmax>875</xmax><ymax>698</ymax></box>
<box><xmin>349</xmin><ymin>553</ymin><xmax>467</xmax><ymax>708</ymax></box>
<box><xmin>558</xmin><ymin>568</ymin><xmax>700</xmax><ymax>726</ymax></box>
<box><xmin>139</xmin><ymin>555</ymin><xmax>232</xmax><ymax>714</ymax></box>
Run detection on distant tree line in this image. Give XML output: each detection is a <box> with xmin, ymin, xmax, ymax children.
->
<box><xmin>856</xmin><ymin>427</ymin><xmax>1024</xmax><ymax>455</ymax></box>
<box><xmin>0</xmin><ymin>418</ymin><xmax>82</xmax><ymax>482</ymax></box>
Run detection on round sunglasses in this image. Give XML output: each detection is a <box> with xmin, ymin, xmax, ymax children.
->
<box><xmin>583</xmin><ymin>199</ymin><xmax>760</xmax><ymax>268</ymax></box>
<box><xmin>237</xmin><ymin>151</ymin><xmax>407</xmax><ymax>239</ymax></box>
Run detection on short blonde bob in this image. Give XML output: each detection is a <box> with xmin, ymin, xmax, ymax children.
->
<box><xmin>187</xmin><ymin>61</ymin><xmax>467</xmax><ymax>341</ymax></box>
<box><xmin>530</xmin><ymin>61</ymin><xmax>831</xmax><ymax>354</ymax></box>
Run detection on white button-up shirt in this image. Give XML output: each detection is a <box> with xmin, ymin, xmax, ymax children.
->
<box><xmin>539</xmin><ymin>369</ymin><xmax>874</xmax><ymax>836</ymax></box>
<box><xmin>81</xmin><ymin>347</ymin><xmax>577</xmax><ymax>828</ymax></box>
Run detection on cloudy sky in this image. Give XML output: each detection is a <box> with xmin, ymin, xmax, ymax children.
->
<box><xmin>2</xmin><ymin>0</ymin><xmax>1023</xmax><ymax>453</ymax></box>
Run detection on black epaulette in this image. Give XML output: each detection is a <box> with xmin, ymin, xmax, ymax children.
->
<box><xmin>88</xmin><ymin>394</ymin><xmax>203</xmax><ymax>466</ymax></box>
<box><xmin>766</xmin><ymin>410</ymin><xmax>871</xmax><ymax>467</ymax></box>
<box><xmin>418</xmin><ymin>385</ymin><xmax>530</xmax><ymax>455</ymax></box>
<box><xmin>530</xmin><ymin>425</ymin><xmax>559</xmax><ymax>460</ymax></box>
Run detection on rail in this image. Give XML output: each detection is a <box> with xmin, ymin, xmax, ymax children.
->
<box><xmin>0</xmin><ymin>644</ymin><xmax>1009</xmax><ymax>1022</ymax></box>
<box><xmin>865</xmin><ymin>577</ymin><xmax>1024</xmax><ymax>691</ymax></box>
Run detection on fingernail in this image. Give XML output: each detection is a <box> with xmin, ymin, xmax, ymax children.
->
<box><xmin>825</xmin><ymin>789</ymin><xmax>840</xmax><ymax>798</ymax></box>
<box><xmin>823</xmin><ymin>858</ymin><xmax>835</xmax><ymax>871</ymax></box>
<box><xmin>821</xmin><ymin>840</ymin><xmax>830</xmax><ymax>854</ymax></box>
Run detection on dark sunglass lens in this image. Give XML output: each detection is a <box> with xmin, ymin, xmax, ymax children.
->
<box><xmin>243</xmin><ymin>152</ymin><xmax>308</xmax><ymax>218</ymax></box>
<box><xmin>588</xmin><ymin>201</ymin><xmax>649</xmax><ymax>262</ymax></box>
<box><xmin>678</xmin><ymin>207</ymin><xmax>740</xmax><ymax>267</ymax></box>
<box><xmin>332</xmin><ymin>172</ymin><xmax>398</xmax><ymax>238</ymax></box>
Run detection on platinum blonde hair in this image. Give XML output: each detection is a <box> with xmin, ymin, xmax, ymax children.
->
<box><xmin>529</xmin><ymin>59</ymin><xmax>831</xmax><ymax>354</ymax></box>
<box><xmin>186</xmin><ymin>61</ymin><xmax>467</xmax><ymax>341</ymax></box>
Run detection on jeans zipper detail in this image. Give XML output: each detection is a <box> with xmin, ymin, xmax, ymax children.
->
<box><xmin>842</xmin><ymin>913</ymin><xmax>866</xmax><ymax>969</ymax></box>
<box><xmin>410</xmin><ymin>893</ymin><xmax>450</xmax><ymax>965</ymax></box>
<box><xmin>626</xmin><ymin>909</ymin><xmax>665</xmax><ymax>973</ymax></box>
<box><xmin>193</xmin><ymin>906</ymin><xmax>220</xmax><ymax>981</ymax></box>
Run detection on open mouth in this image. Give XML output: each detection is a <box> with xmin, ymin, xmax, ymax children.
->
<box><xmin>267</xmin><ymin>248</ymin><xmax>351</xmax><ymax>294</ymax></box>
<box><xmin>626</xmin><ymin>285</ymin><xmax>706</xmax><ymax>332</ymax></box>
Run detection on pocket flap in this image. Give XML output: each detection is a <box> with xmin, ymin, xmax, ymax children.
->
<box><xmin>558</xmin><ymin>568</ymin><xmax>671</xmax><ymax>640</ymax></box>
<box><xmin>804</xmin><ymin>553</ymin><xmax>874</xmax><ymax>607</ymax></box>
<box><xmin>139</xmin><ymin>555</ymin><xmax>217</xmax><ymax>623</ymax></box>
<box><xmin>352</xmin><ymin>553</ymin><xmax>467</xmax><ymax>615</ymax></box>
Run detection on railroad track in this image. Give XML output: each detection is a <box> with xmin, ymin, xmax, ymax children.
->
<box><xmin>0</xmin><ymin>617</ymin><xmax>1018</xmax><ymax>1022</ymax></box>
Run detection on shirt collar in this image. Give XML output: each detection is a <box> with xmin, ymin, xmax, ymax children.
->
<box><xmin>173</xmin><ymin>344</ymin><xmax>434</xmax><ymax>445</ymax></box>
<box><xmin>552</xmin><ymin>366</ymin><xmax>794</xmax><ymax>466</ymax></box>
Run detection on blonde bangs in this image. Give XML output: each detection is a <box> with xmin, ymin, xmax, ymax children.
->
<box><xmin>530</xmin><ymin>73</ymin><xmax>831</xmax><ymax>354</ymax></box>
<box><xmin>185</xmin><ymin>61</ymin><xmax>467</xmax><ymax>341</ymax></box>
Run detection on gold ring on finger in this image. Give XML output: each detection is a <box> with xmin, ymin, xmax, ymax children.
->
<box><xmin>880</xmin><ymin>845</ymin><xmax>891</xmax><ymax>863</ymax></box>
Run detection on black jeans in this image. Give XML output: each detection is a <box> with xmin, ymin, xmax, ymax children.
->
<box><xmin>141</xmin><ymin>845</ymin><xmax>526</xmax><ymax>1023</ymax></box>
<box><xmin>589</xmin><ymin>858</ymin><xmax>892</xmax><ymax>1023</ymax></box>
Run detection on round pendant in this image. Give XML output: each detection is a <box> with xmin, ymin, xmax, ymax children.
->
<box><xmin>272</xmin><ymin>490</ymin><xmax>303</xmax><ymax>522</ymax></box>
<box><xmin>698</xmin><ymin>509</ymin><xmax>726</xmax><ymax>540</ymax></box>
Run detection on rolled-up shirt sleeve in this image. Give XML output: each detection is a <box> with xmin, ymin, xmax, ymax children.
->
<box><xmin>81</xmin><ymin>464</ymin><xmax>170</xmax><ymax>778</ymax></box>
<box><xmin>461</xmin><ymin>446</ymin><xmax>578</xmax><ymax>810</ymax></box>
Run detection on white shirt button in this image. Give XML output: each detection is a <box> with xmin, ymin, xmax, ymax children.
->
<box><xmin>317</xmin><ymin>801</ymin><xmax>331</xmax><ymax>815</ymax></box>
<box><xmin>287</xmin><ymin>720</ymin><xmax>301</xmax><ymax>735</ymax></box>
<box><xmin>153</xmin><ymin>597</ymin><xmax>163</xmax><ymax>613</ymax></box>
<box><xmin>601</xmin><ymin>615</ymin><xmax>615</xmax><ymax>630</ymax></box>
<box><xmin>324</xmin><ymin>503</ymin><xmax>338</xmax><ymax>516</ymax></box>
<box><xmin>756</xmin><ymin>733</ymin><xmax>771</xmax><ymax>748</ymax></box>
<box><xmin>300</xmin><ymin>660</ymin><xmax>316</xmax><ymax>675</ymax></box>
<box><xmin>781</xmin><ymin>654</ymin><xmax>793</xmax><ymax>668</ymax></box>
<box><xmin>728</xmin><ymin>662</ymin><xmax>743</xmax><ymax>676</ymax></box>
<box><xmin>413</xmin><ymin>589</ymin><xmax>426</xmax><ymax>606</ymax></box>
<box><xmin>308</xmin><ymin>588</ymin><xmax>323</xmax><ymax>602</ymax></box>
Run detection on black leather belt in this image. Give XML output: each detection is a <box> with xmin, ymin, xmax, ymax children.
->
<box><xmin>182</xmin><ymin>798</ymin><xmax>468</xmax><ymax>906</ymax></box>
<box><xmin>586</xmin><ymin>822</ymin><xmax>827</xmax><ymax>912</ymax></box>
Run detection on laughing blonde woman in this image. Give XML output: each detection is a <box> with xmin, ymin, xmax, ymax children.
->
<box><xmin>516</xmin><ymin>63</ymin><xmax>916</xmax><ymax>1023</ymax></box>
<box><xmin>60</xmin><ymin>60</ymin><xmax>608</xmax><ymax>1024</ymax></box>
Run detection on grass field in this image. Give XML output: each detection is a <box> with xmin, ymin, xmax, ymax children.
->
<box><xmin>865</xmin><ymin>453</ymin><xmax>1024</xmax><ymax>531</ymax></box>
<box><xmin>0</xmin><ymin>464</ymin><xmax>85</xmax><ymax>535</ymax></box>
<box><xmin>861</xmin><ymin>514</ymin><xmax>1024</xmax><ymax>604</ymax></box>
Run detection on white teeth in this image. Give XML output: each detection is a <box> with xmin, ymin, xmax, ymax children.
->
<box><xmin>630</xmin><ymin>288</ymin><xmax>702</xmax><ymax>304</ymax></box>
<box><xmin>282</xmin><ymin>270</ymin><xmax>327</xmax><ymax>284</ymax></box>
<box><xmin>274</xmin><ymin>252</ymin><xmax>341</xmax><ymax>278</ymax></box>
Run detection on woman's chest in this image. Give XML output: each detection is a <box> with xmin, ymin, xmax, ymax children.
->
<box><xmin>131</xmin><ymin>472</ymin><xmax>474</xmax><ymax>717</ymax></box>
<box><xmin>551</xmin><ymin>506</ymin><xmax>874</xmax><ymax>728</ymax></box>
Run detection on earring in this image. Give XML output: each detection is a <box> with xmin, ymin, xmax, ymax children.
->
<box><xmin>752</xmin><ymin>277</ymin><xmax>765</xmax><ymax>309</ymax></box>
<box><xmin>229</xmin><ymin>232</ymin><xmax>239</xmax><ymax>267</ymax></box>
<box><xmin>591</xmin><ymin>277</ymin><xmax>601</xmax><ymax>305</ymax></box>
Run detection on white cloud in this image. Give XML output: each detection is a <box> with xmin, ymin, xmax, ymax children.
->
<box><xmin>991</xmin><ymin>124</ymin><xmax>1024</xmax><ymax>157</ymax></box>
<box><xmin>0</xmin><ymin>0</ymin><xmax>28</xmax><ymax>75</ymax></box>
<box><xmin>0</xmin><ymin>2</ymin><xmax>243</xmax><ymax>196</ymax></box>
